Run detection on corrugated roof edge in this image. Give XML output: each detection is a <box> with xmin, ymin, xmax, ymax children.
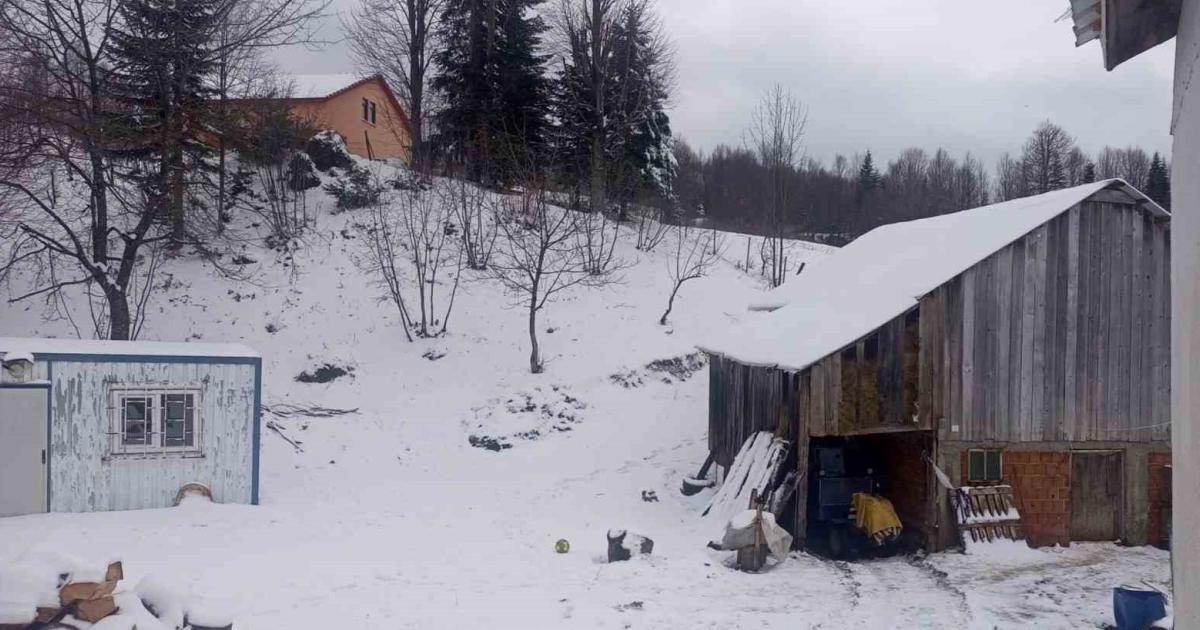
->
<box><xmin>697</xmin><ymin>178</ymin><xmax>1166</xmax><ymax>373</ymax></box>
<box><xmin>0</xmin><ymin>337</ymin><xmax>261</xmax><ymax>360</ymax></box>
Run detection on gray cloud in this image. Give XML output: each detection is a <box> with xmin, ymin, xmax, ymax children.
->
<box><xmin>277</xmin><ymin>0</ymin><xmax>1174</xmax><ymax>167</ymax></box>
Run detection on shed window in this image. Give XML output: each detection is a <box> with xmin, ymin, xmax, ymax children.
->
<box><xmin>363</xmin><ymin>99</ymin><xmax>376</xmax><ymax>124</ymax></box>
<box><xmin>108</xmin><ymin>387</ymin><xmax>201</xmax><ymax>456</ymax></box>
<box><xmin>967</xmin><ymin>449</ymin><xmax>1003</xmax><ymax>483</ymax></box>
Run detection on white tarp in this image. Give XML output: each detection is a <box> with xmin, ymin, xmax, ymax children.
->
<box><xmin>722</xmin><ymin>509</ymin><xmax>793</xmax><ymax>561</ymax></box>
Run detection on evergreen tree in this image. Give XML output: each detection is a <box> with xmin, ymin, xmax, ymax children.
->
<box><xmin>432</xmin><ymin>0</ymin><xmax>549</xmax><ymax>184</ymax></box>
<box><xmin>549</xmin><ymin>0</ymin><xmax>674</xmax><ymax>214</ymax></box>
<box><xmin>110</xmin><ymin>0</ymin><xmax>225</xmax><ymax>242</ymax></box>
<box><xmin>854</xmin><ymin>151</ymin><xmax>881</xmax><ymax>232</ymax></box>
<box><xmin>1082</xmin><ymin>161</ymin><xmax>1096</xmax><ymax>184</ymax></box>
<box><xmin>1146</xmin><ymin>152</ymin><xmax>1171</xmax><ymax>210</ymax></box>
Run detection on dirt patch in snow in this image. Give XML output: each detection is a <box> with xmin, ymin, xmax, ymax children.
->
<box><xmin>464</xmin><ymin>386</ymin><xmax>586</xmax><ymax>451</ymax></box>
<box><xmin>610</xmin><ymin>352</ymin><xmax>707</xmax><ymax>388</ymax></box>
<box><xmin>295</xmin><ymin>363</ymin><xmax>354</xmax><ymax>384</ymax></box>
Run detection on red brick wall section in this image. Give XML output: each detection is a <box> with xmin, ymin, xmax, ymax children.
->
<box><xmin>1147</xmin><ymin>453</ymin><xmax>1172</xmax><ymax>547</ymax></box>
<box><xmin>961</xmin><ymin>450</ymin><xmax>1070</xmax><ymax>547</ymax></box>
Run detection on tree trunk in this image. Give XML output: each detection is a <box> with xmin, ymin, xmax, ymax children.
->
<box><xmin>528</xmin><ymin>300</ymin><xmax>541</xmax><ymax>373</ymax></box>
<box><xmin>660</xmin><ymin>283</ymin><xmax>681</xmax><ymax>325</ymax></box>
<box><xmin>89</xmin><ymin>152</ymin><xmax>109</xmax><ymax>264</ymax></box>
<box><xmin>106</xmin><ymin>286</ymin><xmax>132</xmax><ymax>341</ymax></box>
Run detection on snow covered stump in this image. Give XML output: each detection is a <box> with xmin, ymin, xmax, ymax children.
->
<box><xmin>607</xmin><ymin>530</ymin><xmax>653</xmax><ymax>562</ymax></box>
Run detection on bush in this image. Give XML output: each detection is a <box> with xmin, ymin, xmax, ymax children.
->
<box><xmin>287</xmin><ymin>153</ymin><xmax>321</xmax><ymax>191</ymax></box>
<box><xmin>324</xmin><ymin>167</ymin><xmax>382</xmax><ymax>211</ymax></box>
<box><xmin>305</xmin><ymin>131</ymin><xmax>354</xmax><ymax>171</ymax></box>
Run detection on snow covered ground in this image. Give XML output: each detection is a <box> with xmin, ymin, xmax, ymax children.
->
<box><xmin>0</xmin><ymin>165</ymin><xmax>1170</xmax><ymax>629</ymax></box>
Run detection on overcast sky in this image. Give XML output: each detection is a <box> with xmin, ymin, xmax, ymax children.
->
<box><xmin>277</xmin><ymin>0</ymin><xmax>1175</xmax><ymax>168</ymax></box>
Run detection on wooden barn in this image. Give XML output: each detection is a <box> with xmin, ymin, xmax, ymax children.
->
<box><xmin>700</xmin><ymin>179</ymin><xmax>1172</xmax><ymax>551</ymax></box>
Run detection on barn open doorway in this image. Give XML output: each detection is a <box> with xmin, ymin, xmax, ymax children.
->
<box><xmin>805</xmin><ymin>430</ymin><xmax>933</xmax><ymax>558</ymax></box>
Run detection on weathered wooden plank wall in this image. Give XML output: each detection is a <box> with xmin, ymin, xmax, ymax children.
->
<box><xmin>925</xmin><ymin>200</ymin><xmax>1170</xmax><ymax>443</ymax></box>
<box><xmin>707</xmin><ymin>355</ymin><xmax>790</xmax><ymax>467</ymax></box>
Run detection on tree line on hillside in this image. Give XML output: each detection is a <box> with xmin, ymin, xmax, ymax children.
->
<box><xmin>673</xmin><ymin>120</ymin><xmax>1172</xmax><ymax>244</ymax></box>
<box><xmin>346</xmin><ymin>0</ymin><xmax>677</xmax><ymax>216</ymax></box>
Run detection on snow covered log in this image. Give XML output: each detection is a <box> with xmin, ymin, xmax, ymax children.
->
<box><xmin>607</xmin><ymin>530</ymin><xmax>653</xmax><ymax>562</ymax></box>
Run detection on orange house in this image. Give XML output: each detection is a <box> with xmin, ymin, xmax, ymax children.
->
<box><xmin>286</xmin><ymin>74</ymin><xmax>413</xmax><ymax>163</ymax></box>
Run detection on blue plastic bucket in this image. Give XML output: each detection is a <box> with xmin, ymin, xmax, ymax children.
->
<box><xmin>1113</xmin><ymin>585</ymin><xmax>1167</xmax><ymax>630</ymax></box>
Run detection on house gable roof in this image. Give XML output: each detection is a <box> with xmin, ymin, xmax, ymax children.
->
<box><xmin>288</xmin><ymin>73</ymin><xmax>413</xmax><ymax>136</ymax></box>
<box><xmin>698</xmin><ymin>179</ymin><xmax>1167</xmax><ymax>372</ymax></box>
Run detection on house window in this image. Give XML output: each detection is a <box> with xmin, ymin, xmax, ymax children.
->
<box><xmin>108</xmin><ymin>387</ymin><xmax>201</xmax><ymax>456</ymax></box>
<box><xmin>967</xmin><ymin>449</ymin><xmax>1003</xmax><ymax>483</ymax></box>
<box><xmin>363</xmin><ymin>99</ymin><xmax>377</xmax><ymax>124</ymax></box>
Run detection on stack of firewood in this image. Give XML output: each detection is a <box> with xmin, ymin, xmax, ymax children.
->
<box><xmin>0</xmin><ymin>560</ymin><xmax>233</xmax><ymax>630</ymax></box>
<box><xmin>0</xmin><ymin>561</ymin><xmax>123</xmax><ymax>629</ymax></box>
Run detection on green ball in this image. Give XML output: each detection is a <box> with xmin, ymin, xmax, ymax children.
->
<box><xmin>555</xmin><ymin>538</ymin><xmax>570</xmax><ymax>554</ymax></box>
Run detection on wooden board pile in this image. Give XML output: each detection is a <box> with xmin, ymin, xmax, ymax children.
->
<box><xmin>953</xmin><ymin>485</ymin><xmax>1024</xmax><ymax>543</ymax></box>
<box><xmin>0</xmin><ymin>561</ymin><xmax>124</xmax><ymax>629</ymax></box>
<box><xmin>0</xmin><ymin>559</ymin><xmax>233</xmax><ymax>630</ymax></box>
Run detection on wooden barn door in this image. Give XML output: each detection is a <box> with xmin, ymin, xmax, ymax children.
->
<box><xmin>1069</xmin><ymin>451</ymin><xmax>1122</xmax><ymax>541</ymax></box>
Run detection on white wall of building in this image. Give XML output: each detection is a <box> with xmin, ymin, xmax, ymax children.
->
<box><xmin>1172</xmin><ymin>0</ymin><xmax>1200</xmax><ymax>626</ymax></box>
<box><xmin>38</xmin><ymin>359</ymin><xmax>257</xmax><ymax>512</ymax></box>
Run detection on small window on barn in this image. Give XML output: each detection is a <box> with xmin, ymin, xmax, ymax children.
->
<box><xmin>108</xmin><ymin>387</ymin><xmax>202</xmax><ymax>456</ymax></box>
<box><xmin>967</xmin><ymin>449</ymin><xmax>1003</xmax><ymax>484</ymax></box>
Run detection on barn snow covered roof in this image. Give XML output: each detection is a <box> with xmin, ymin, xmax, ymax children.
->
<box><xmin>699</xmin><ymin>179</ymin><xmax>1165</xmax><ymax>372</ymax></box>
<box><xmin>0</xmin><ymin>337</ymin><xmax>260</xmax><ymax>360</ymax></box>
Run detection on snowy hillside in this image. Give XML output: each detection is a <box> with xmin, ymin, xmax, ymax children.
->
<box><xmin>0</xmin><ymin>162</ymin><xmax>1170</xmax><ymax>629</ymax></box>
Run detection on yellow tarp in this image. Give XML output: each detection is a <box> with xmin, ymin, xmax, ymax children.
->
<box><xmin>852</xmin><ymin>492</ymin><xmax>903</xmax><ymax>545</ymax></box>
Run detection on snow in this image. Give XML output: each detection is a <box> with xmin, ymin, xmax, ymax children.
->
<box><xmin>289</xmin><ymin>74</ymin><xmax>366</xmax><ymax>99</ymax></box>
<box><xmin>0</xmin><ymin>163</ymin><xmax>1171</xmax><ymax>629</ymax></box>
<box><xmin>700</xmin><ymin>179</ymin><xmax>1163</xmax><ymax>371</ymax></box>
<box><xmin>0</xmin><ymin>337</ymin><xmax>259</xmax><ymax>359</ymax></box>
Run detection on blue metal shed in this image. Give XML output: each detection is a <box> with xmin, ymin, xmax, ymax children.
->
<box><xmin>0</xmin><ymin>338</ymin><xmax>262</xmax><ymax>515</ymax></box>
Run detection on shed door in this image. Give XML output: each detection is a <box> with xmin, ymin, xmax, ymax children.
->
<box><xmin>0</xmin><ymin>386</ymin><xmax>49</xmax><ymax>517</ymax></box>
<box><xmin>1069</xmin><ymin>451</ymin><xmax>1122</xmax><ymax>541</ymax></box>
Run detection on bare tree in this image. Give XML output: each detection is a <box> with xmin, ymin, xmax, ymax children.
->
<box><xmin>994</xmin><ymin>152</ymin><xmax>1025</xmax><ymax>202</ymax></box>
<box><xmin>1096</xmin><ymin>145</ymin><xmax>1151</xmax><ymax>188</ymax></box>
<box><xmin>344</xmin><ymin>0</ymin><xmax>442</xmax><ymax>170</ymax></box>
<box><xmin>745</xmin><ymin>84</ymin><xmax>805</xmax><ymax>288</ymax></box>
<box><xmin>1020</xmin><ymin>120</ymin><xmax>1075</xmax><ymax>195</ymax></box>
<box><xmin>236</xmin><ymin>85</ymin><xmax>315</xmax><ymax>244</ymax></box>
<box><xmin>660</xmin><ymin>223</ymin><xmax>723</xmax><ymax>325</ymax></box>
<box><xmin>490</xmin><ymin>177</ymin><xmax>609</xmax><ymax>373</ymax></box>
<box><xmin>440</xmin><ymin>177</ymin><xmax>497</xmax><ymax>270</ymax></box>
<box><xmin>359</xmin><ymin>176</ymin><xmax>464</xmax><ymax>340</ymax></box>
<box><xmin>0</xmin><ymin>0</ymin><xmax>175</xmax><ymax>340</ymax></box>
<box><xmin>634</xmin><ymin>204</ymin><xmax>672</xmax><ymax>252</ymax></box>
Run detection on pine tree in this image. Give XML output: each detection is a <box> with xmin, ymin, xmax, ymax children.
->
<box><xmin>1082</xmin><ymin>161</ymin><xmax>1096</xmax><ymax>184</ymax></box>
<box><xmin>549</xmin><ymin>0</ymin><xmax>673</xmax><ymax>214</ymax></box>
<box><xmin>432</xmin><ymin>0</ymin><xmax>549</xmax><ymax>184</ymax></box>
<box><xmin>110</xmin><ymin>0</ymin><xmax>225</xmax><ymax>242</ymax></box>
<box><xmin>854</xmin><ymin>151</ymin><xmax>881</xmax><ymax>232</ymax></box>
<box><xmin>1146</xmin><ymin>152</ymin><xmax>1171</xmax><ymax>210</ymax></box>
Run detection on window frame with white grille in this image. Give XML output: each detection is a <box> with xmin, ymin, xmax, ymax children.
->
<box><xmin>107</xmin><ymin>386</ymin><xmax>203</xmax><ymax>457</ymax></box>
